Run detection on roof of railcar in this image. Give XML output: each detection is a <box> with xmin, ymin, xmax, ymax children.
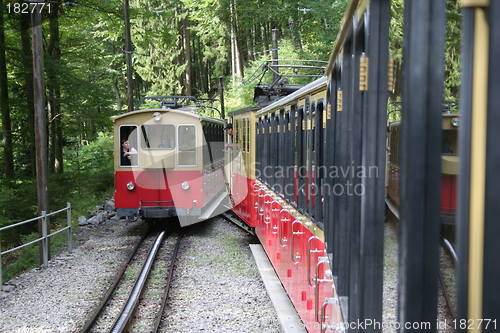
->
<box><xmin>255</xmin><ymin>76</ymin><xmax>327</xmax><ymax>116</ymax></box>
<box><xmin>112</xmin><ymin>108</ymin><xmax>224</xmax><ymax>125</ymax></box>
<box><xmin>227</xmin><ymin>106</ymin><xmax>261</xmax><ymax>117</ymax></box>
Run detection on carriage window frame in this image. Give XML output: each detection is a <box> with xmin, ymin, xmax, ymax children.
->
<box><xmin>140</xmin><ymin>124</ymin><xmax>176</xmax><ymax>150</ymax></box>
<box><xmin>119</xmin><ymin>124</ymin><xmax>139</xmax><ymax>167</ymax></box>
<box><xmin>177</xmin><ymin>124</ymin><xmax>197</xmax><ymax>167</ymax></box>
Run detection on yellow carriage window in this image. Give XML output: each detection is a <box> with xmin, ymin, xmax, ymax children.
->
<box><xmin>141</xmin><ymin>125</ymin><xmax>175</xmax><ymax>149</ymax></box>
<box><xmin>178</xmin><ymin>125</ymin><xmax>197</xmax><ymax>166</ymax></box>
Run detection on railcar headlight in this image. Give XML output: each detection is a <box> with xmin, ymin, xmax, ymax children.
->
<box><xmin>126</xmin><ymin>182</ymin><xmax>135</xmax><ymax>191</ymax></box>
<box><xmin>451</xmin><ymin>117</ymin><xmax>460</xmax><ymax>127</ymax></box>
<box><xmin>181</xmin><ymin>181</ymin><xmax>190</xmax><ymax>190</ymax></box>
<box><xmin>152</xmin><ymin>112</ymin><xmax>162</xmax><ymax>121</ymax></box>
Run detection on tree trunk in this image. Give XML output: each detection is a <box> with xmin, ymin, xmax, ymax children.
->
<box><xmin>246</xmin><ymin>28</ymin><xmax>254</xmax><ymax>62</ymax></box>
<box><xmin>47</xmin><ymin>5</ymin><xmax>63</xmax><ymax>173</ymax></box>
<box><xmin>114</xmin><ymin>80</ymin><xmax>123</xmax><ymax>112</ymax></box>
<box><xmin>20</xmin><ymin>14</ymin><xmax>36</xmax><ymax>177</ymax></box>
<box><xmin>261</xmin><ymin>22</ymin><xmax>270</xmax><ymax>56</ymax></box>
<box><xmin>289</xmin><ymin>16</ymin><xmax>302</xmax><ymax>50</ymax></box>
<box><xmin>183</xmin><ymin>16</ymin><xmax>192</xmax><ymax>96</ymax></box>
<box><xmin>0</xmin><ymin>1</ymin><xmax>14</xmax><ymax>178</ymax></box>
<box><xmin>230</xmin><ymin>0</ymin><xmax>244</xmax><ymax>86</ymax></box>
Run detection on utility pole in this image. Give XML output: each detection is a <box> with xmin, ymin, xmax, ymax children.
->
<box><xmin>124</xmin><ymin>0</ymin><xmax>133</xmax><ymax>111</ymax></box>
<box><xmin>32</xmin><ymin>3</ymin><xmax>50</xmax><ymax>263</ymax></box>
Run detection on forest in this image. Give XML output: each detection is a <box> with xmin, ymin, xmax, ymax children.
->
<box><xmin>0</xmin><ymin>0</ymin><xmax>461</xmax><ymax>280</ymax></box>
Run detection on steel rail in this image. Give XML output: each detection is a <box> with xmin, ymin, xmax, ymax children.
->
<box><xmin>387</xmin><ymin>212</ymin><xmax>457</xmax><ymax>323</ymax></box>
<box><xmin>439</xmin><ymin>267</ymin><xmax>456</xmax><ymax>320</ymax></box>
<box><xmin>151</xmin><ymin>232</ymin><xmax>183</xmax><ymax>332</ymax></box>
<box><xmin>221</xmin><ymin>212</ymin><xmax>256</xmax><ymax>236</ymax></box>
<box><xmin>440</xmin><ymin>237</ymin><xmax>458</xmax><ymax>320</ymax></box>
<box><xmin>110</xmin><ymin>230</ymin><xmax>166</xmax><ymax>333</ymax></box>
<box><xmin>78</xmin><ymin>230</ymin><xmax>150</xmax><ymax>333</ymax></box>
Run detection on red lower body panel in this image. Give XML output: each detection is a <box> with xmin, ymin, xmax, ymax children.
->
<box><xmin>231</xmin><ymin>175</ymin><xmax>343</xmax><ymax>332</ymax></box>
<box><xmin>115</xmin><ymin>170</ymin><xmax>203</xmax><ymax>215</ymax></box>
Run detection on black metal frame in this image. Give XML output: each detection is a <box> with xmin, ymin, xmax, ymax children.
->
<box><xmin>324</xmin><ymin>1</ymin><xmax>390</xmax><ymax>330</ymax></box>
<box><xmin>456</xmin><ymin>2</ymin><xmax>500</xmax><ymax>331</ymax></box>
<box><xmin>249</xmin><ymin>1</ymin><xmax>500</xmax><ymax>331</ymax></box>
<box><xmin>398</xmin><ymin>1</ymin><xmax>446</xmax><ymax>329</ymax></box>
<box><xmin>483</xmin><ymin>1</ymin><xmax>500</xmax><ymax>325</ymax></box>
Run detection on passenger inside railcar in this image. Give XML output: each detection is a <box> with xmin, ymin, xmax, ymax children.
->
<box><xmin>119</xmin><ymin>125</ymin><xmax>139</xmax><ymax>167</ymax></box>
<box><xmin>120</xmin><ymin>140</ymin><xmax>137</xmax><ymax>166</ymax></box>
<box><xmin>224</xmin><ymin>123</ymin><xmax>239</xmax><ymax>150</ymax></box>
<box><xmin>158</xmin><ymin>135</ymin><xmax>171</xmax><ymax>148</ymax></box>
<box><xmin>142</xmin><ymin>124</ymin><xmax>175</xmax><ymax>150</ymax></box>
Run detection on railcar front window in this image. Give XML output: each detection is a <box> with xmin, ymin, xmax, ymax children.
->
<box><xmin>178</xmin><ymin>125</ymin><xmax>197</xmax><ymax>166</ymax></box>
<box><xmin>141</xmin><ymin>125</ymin><xmax>175</xmax><ymax>150</ymax></box>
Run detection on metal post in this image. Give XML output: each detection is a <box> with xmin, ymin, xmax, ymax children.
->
<box><xmin>42</xmin><ymin>211</ymin><xmax>48</xmax><ymax>267</ymax></box>
<box><xmin>67</xmin><ymin>202</ymin><xmax>72</xmax><ymax>253</ymax></box>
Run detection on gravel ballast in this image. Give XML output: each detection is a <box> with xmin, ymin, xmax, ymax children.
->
<box><xmin>0</xmin><ymin>217</ymin><xmax>282</xmax><ymax>332</ymax></box>
<box><xmin>1</xmin><ymin>213</ymin><xmax>454</xmax><ymax>333</ymax></box>
<box><xmin>160</xmin><ymin>218</ymin><xmax>283</xmax><ymax>333</ymax></box>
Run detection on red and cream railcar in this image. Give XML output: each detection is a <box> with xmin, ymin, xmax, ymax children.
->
<box><xmin>227</xmin><ymin>77</ymin><xmax>344</xmax><ymax>332</ymax></box>
<box><xmin>113</xmin><ymin>96</ymin><xmax>226</xmax><ymax>226</ymax></box>
<box><xmin>386</xmin><ymin>113</ymin><xmax>460</xmax><ymax>226</ymax></box>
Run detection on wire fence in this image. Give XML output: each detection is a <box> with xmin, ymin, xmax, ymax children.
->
<box><xmin>0</xmin><ymin>203</ymin><xmax>72</xmax><ymax>284</ymax></box>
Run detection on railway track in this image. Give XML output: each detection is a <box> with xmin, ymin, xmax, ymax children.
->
<box><xmin>384</xmin><ymin>211</ymin><xmax>457</xmax><ymax>327</ymax></box>
<box><xmin>439</xmin><ymin>237</ymin><xmax>457</xmax><ymax>321</ymax></box>
<box><xmin>79</xmin><ymin>225</ymin><xmax>183</xmax><ymax>333</ymax></box>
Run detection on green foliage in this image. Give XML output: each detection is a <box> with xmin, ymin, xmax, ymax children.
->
<box><xmin>1</xmin><ymin>231</ymin><xmax>70</xmax><ymax>284</ymax></box>
<box><xmin>1</xmin><ymin>233</ymin><xmax>39</xmax><ymax>283</ymax></box>
<box><xmin>225</xmin><ymin>81</ymin><xmax>255</xmax><ymax>113</ymax></box>
<box><xmin>0</xmin><ymin>133</ymin><xmax>114</xmax><ymax>282</ymax></box>
<box><xmin>388</xmin><ymin>0</ymin><xmax>461</xmax><ymax>103</ymax></box>
<box><xmin>0</xmin><ymin>0</ymin><xmax>387</xmax><ymax>283</ymax></box>
<box><xmin>130</xmin><ymin>0</ymin><xmax>185</xmax><ymax>96</ymax></box>
<box><xmin>224</xmin><ymin>39</ymin><xmax>331</xmax><ymax>111</ymax></box>
<box><xmin>65</xmin><ymin>132</ymin><xmax>115</xmax><ymax>195</ymax></box>
<box><xmin>0</xmin><ymin>179</ymin><xmax>38</xmax><ymax>227</ymax></box>
<box><xmin>443</xmin><ymin>0</ymin><xmax>462</xmax><ymax>100</ymax></box>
